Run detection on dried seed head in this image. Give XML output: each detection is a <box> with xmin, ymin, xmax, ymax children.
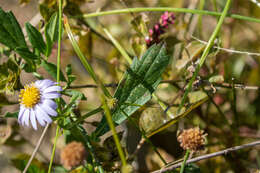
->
<box><xmin>60</xmin><ymin>141</ymin><xmax>86</xmax><ymax>170</ymax></box>
<box><xmin>177</xmin><ymin>127</ymin><xmax>207</xmax><ymax>151</ymax></box>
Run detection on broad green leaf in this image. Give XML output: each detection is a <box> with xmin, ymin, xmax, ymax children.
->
<box><xmin>15</xmin><ymin>47</ymin><xmax>39</xmax><ymax>60</ymax></box>
<box><xmin>95</xmin><ymin>43</ymin><xmax>170</xmax><ymax>136</ymax></box>
<box><xmin>112</xmin><ymin>43</ymin><xmax>169</xmax><ymax>124</ymax></box>
<box><xmin>25</xmin><ymin>22</ymin><xmax>46</xmax><ymax>54</ymax></box>
<box><xmin>4</xmin><ymin>111</ymin><xmax>18</xmax><ymax>118</ymax></box>
<box><xmin>41</xmin><ymin>60</ymin><xmax>67</xmax><ymax>82</ymax></box>
<box><xmin>0</xmin><ymin>8</ymin><xmax>27</xmax><ymax>49</ymax></box>
<box><xmin>45</xmin><ymin>12</ymin><xmax>59</xmax><ymax>56</ymax></box>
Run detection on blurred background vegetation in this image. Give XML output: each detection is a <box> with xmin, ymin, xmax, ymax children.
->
<box><xmin>1</xmin><ymin>0</ymin><xmax>260</xmax><ymax>172</ymax></box>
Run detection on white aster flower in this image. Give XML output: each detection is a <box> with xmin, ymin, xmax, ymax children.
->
<box><xmin>18</xmin><ymin>79</ymin><xmax>62</xmax><ymax>130</ymax></box>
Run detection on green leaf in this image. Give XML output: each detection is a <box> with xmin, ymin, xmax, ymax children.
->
<box><xmin>63</xmin><ymin>89</ymin><xmax>87</xmax><ymax>101</ymax></box>
<box><xmin>95</xmin><ymin>43</ymin><xmax>170</xmax><ymax>136</ymax></box>
<box><xmin>25</xmin><ymin>22</ymin><xmax>46</xmax><ymax>54</ymax></box>
<box><xmin>45</xmin><ymin>12</ymin><xmax>59</xmax><ymax>56</ymax></box>
<box><xmin>4</xmin><ymin>111</ymin><xmax>18</xmax><ymax>118</ymax></box>
<box><xmin>66</xmin><ymin>64</ymin><xmax>76</xmax><ymax>86</ymax></box>
<box><xmin>15</xmin><ymin>47</ymin><xmax>39</xmax><ymax>60</ymax></box>
<box><xmin>0</xmin><ymin>8</ymin><xmax>27</xmax><ymax>49</ymax></box>
<box><xmin>15</xmin><ymin>47</ymin><xmax>38</xmax><ymax>72</ymax></box>
<box><xmin>113</xmin><ymin>43</ymin><xmax>169</xmax><ymax>124</ymax></box>
<box><xmin>41</xmin><ymin>60</ymin><xmax>67</xmax><ymax>82</ymax></box>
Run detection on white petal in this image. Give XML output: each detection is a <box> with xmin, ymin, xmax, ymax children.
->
<box><xmin>44</xmin><ymin>99</ymin><xmax>57</xmax><ymax>110</ymax></box>
<box><xmin>30</xmin><ymin>109</ymin><xmax>37</xmax><ymax>130</ymax></box>
<box><xmin>35</xmin><ymin>105</ymin><xmax>53</xmax><ymax>123</ymax></box>
<box><xmin>18</xmin><ymin>106</ymin><xmax>26</xmax><ymax>124</ymax></box>
<box><xmin>22</xmin><ymin>109</ymin><xmax>30</xmax><ymax>126</ymax></box>
<box><xmin>35</xmin><ymin>107</ymin><xmax>46</xmax><ymax>126</ymax></box>
<box><xmin>42</xmin><ymin>92</ymin><xmax>61</xmax><ymax>99</ymax></box>
<box><xmin>35</xmin><ymin>79</ymin><xmax>56</xmax><ymax>90</ymax></box>
<box><xmin>43</xmin><ymin>86</ymin><xmax>62</xmax><ymax>93</ymax></box>
<box><xmin>39</xmin><ymin>102</ymin><xmax>57</xmax><ymax>117</ymax></box>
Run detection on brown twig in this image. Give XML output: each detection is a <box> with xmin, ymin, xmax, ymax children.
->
<box><xmin>151</xmin><ymin>140</ymin><xmax>260</xmax><ymax>173</ymax></box>
<box><xmin>68</xmin><ymin>80</ymin><xmax>259</xmax><ymax>91</ymax></box>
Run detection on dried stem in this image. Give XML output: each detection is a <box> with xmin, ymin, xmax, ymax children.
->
<box><xmin>23</xmin><ymin>124</ymin><xmax>50</xmax><ymax>173</ymax></box>
<box><xmin>151</xmin><ymin>140</ymin><xmax>260</xmax><ymax>173</ymax></box>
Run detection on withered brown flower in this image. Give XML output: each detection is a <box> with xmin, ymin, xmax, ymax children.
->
<box><xmin>177</xmin><ymin>127</ymin><xmax>207</xmax><ymax>151</ymax></box>
<box><xmin>60</xmin><ymin>141</ymin><xmax>86</xmax><ymax>170</ymax></box>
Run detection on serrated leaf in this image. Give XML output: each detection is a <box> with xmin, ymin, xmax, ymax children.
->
<box><xmin>15</xmin><ymin>47</ymin><xmax>39</xmax><ymax>60</ymax></box>
<box><xmin>95</xmin><ymin>43</ymin><xmax>170</xmax><ymax>136</ymax></box>
<box><xmin>113</xmin><ymin>43</ymin><xmax>169</xmax><ymax>123</ymax></box>
<box><xmin>41</xmin><ymin>60</ymin><xmax>67</xmax><ymax>82</ymax></box>
<box><xmin>45</xmin><ymin>12</ymin><xmax>60</xmax><ymax>56</ymax></box>
<box><xmin>0</xmin><ymin>8</ymin><xmax>27</xmax><ymax>49</ymax></box>
<box><xmin>25</xmin><ymin>22</ymin><xmax>46</xmax><ymax>54</ymax></box>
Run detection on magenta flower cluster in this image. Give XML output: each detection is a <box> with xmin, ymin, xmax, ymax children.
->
<box><xmin>145</xmin><ymin>12</ymin><xmax>175</xmax><ymax>46</ymax></box>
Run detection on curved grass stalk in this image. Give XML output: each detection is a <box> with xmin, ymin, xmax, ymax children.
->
<box><xmin>64</xmin><ymin>16</ymin><xmax>111</xmax><ymax>98</ymax></box>
<box><xmin>177</xmin><ymin>0</ymin><xmax>232</xmax><ymax>113</ymax></box>
<box><xmin>147</xmin><ymin>97</ymin><xmax>208</xmax><ymax>138</ymax></box>
<box><xmin>79</xmin><ymin>7</ymin><xmax>260</xmax><ymax>24</ymax></box>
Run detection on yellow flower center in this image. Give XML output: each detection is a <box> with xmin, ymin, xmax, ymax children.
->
<box><xmin>19</xmin><ymin>84</ymin><xmax>41</xmax><ymax>108</ymax></box>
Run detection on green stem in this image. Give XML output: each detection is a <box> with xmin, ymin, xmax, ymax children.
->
<box><xmin>47</xmin><ymin>125</ymin><xmax>60</xmax><ymax>173</ymax></box>
<box><xmin>180</xmin><ymin>150</ymin><xmax>190</xmax><ymax>173</ymax></box>
<box><xmin>177</xmin><ymin>0</ymin><xmax>232</xmax><ymax>113</ymax></box>
<box><xmin>79</xmin><ymin>7</ymin><xmax>260</xmax><ymax>24</ymax></box>
<box><xmin>48</xmin><ymin>1</ymin><xmax>63</xmax><ymax>172</ymax></box>
<box><xmin>101</xmin><ymin>95</ymin><xmax>127</xmax><ymax>166</ymax></box>
<box><xmin>56</xmin><ymin>0</ymin><xmax>62</xmax><ymax>84</ymax></box>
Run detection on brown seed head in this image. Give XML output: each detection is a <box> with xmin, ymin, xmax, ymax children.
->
<box><xmin>60</xmin><ymin>141</ymin><xmax>86</xmax><ymax>170</ymax></box>
<box><xmin>177</xmin><ymin>127</ymin><xmax>207</xmax><ymax>151</ymax></box>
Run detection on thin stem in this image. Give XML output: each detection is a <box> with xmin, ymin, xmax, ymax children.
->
<box><xmin>47</xmin><ymin>125</ymin><xmax>60</xmax><ymax>173</ymax></box>
<box><xmin>22</xmin><ymin>124</ymin><xmax>50</xmax><ymax>173</ymax></box>
<box><xmin>101</xmin><ymin>95</ymin><xmax>127</xmax><ymax>166</ymax></box>
<box><xmin>177</xmin><ymin>0</ymin><xmax>232</xmax><ymax>113</ymax></box>
<box><xmin>152</xmin><ymin>140</ymin><xmax>260</xmax><ymax>173</ymax></box>
<box><xmin>56</xmin><ymin>0</ymin><xmax>62</xmax><ymax>84</ymax></box>
<box><xmin>180</xmin><ymin>150</ymin><xmax>190</xmax><ymax>173</ymax></box>
<box><xmin>78</xmin><ymin>7</ymin><xmax>260</xmax><ymax>24</ymax></box>
<box><xmin>48</xmin><ymin>0</ymin><xmax>63</xmax><ymax>172</ymax></box>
